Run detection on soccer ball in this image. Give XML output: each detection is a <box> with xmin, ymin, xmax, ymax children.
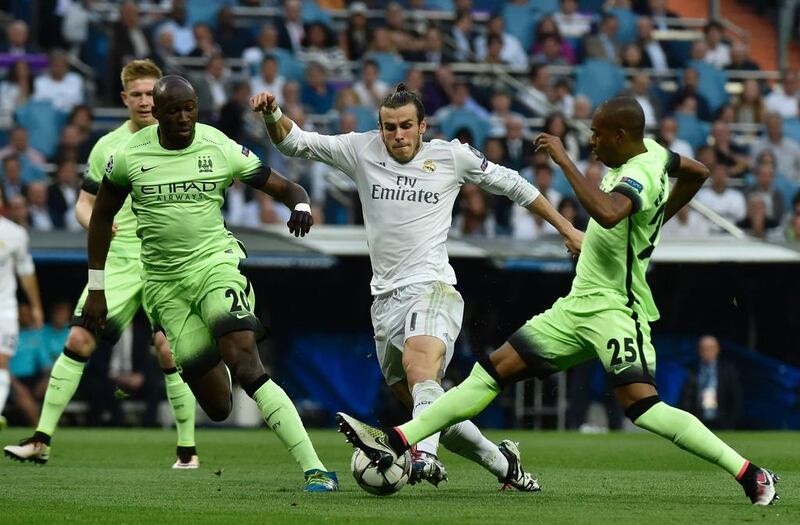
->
<box><xmin>350</xmin><ymin>448</ymin><xmax>411</xmax><ymax>496</ymax></box>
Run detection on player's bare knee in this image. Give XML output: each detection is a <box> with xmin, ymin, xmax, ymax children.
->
<box><xmin>218</xmin><ymin>332</ymin><xmax>264</xmax><ymax>387</ymax></box>
<box><xmin>66</xmin><ymin>327</ymin><xmax>96</xmax><ymax>357</ymax></box>
<box><xmin>204</xmin><ymin>399</ymin><xmax>232</xmax><ymax>422</ymax></box>
<box><xmin>152</xmin><ymin>333</ymin><xmax>175</xmax><ymax>368</ymax></box>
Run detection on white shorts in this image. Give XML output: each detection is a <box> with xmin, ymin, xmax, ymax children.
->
<box><xmin>0</xmin><ymin>324</ymin><xmax>18</xmax><ymax>357</ymax></box>
<box><xmin>370</xmin><ymin>281</ymin><xmax>464</xmax><ymax>385</ymax></box>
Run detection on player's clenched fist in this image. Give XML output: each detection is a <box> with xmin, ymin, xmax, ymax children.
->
<box><xmin>249</xmin><ymin>92</ymin><xmax>277</xmax><ymax>113</ymax></box>
<box><xmin>83</xmin><ymin>290</ymin><xmax>108</xmax><ymax>337</ymax></box>
<box><xmin>287</xmin><ymin>205</ymin><xmax>313</xmax><ymax>237</ymax></box>
<box><xmin>534</xmin><ymin>133</ymin><xmax>570</xmax><ymax>166</ymax></box>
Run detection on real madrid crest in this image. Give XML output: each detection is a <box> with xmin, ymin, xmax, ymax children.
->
<box><xmin>422</xmin><ymin>159</ymin><xmax>436</xmax><ymax>173</ymax></box>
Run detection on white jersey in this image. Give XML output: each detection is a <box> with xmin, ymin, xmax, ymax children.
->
<box><xmin>0</xmin><ymin>217</ymin><xmax>35</xmax><ymax>322</ymax></box>
<box><xmin>277</xmin><ymin>124</ymin><xmax>541</xmax><ymax>295</ymax></box>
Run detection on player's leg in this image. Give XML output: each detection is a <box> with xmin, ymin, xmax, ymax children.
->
<box><xmin>0</xmin><ymin>349</ymin><xmax>12</xmax><ymax>430</ymax></box>
<box><xmin>201</xmin><ymin>262</ymin><xmax>337</xmax><ymax>491</ymax></box>
<box><xmin>153</xmin><ymin>329</ymin><xmax>199</xmax><ymax>469</ymax></box>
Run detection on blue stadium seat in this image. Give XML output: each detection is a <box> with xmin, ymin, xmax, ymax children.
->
<box><xmin>362</xmin><ymin>52</ymin><xmax>409</xmax><ymax>86</ymax></box>
<box><xmin>687</xmin><ymin>59</ymin><xmax>729</xmax><ymax>114</ymax></box>
<box><xmin>774</xmin><ymin>171</ymin><xmax>799</xmax><ymax>210</ymax></box>
<box><xmin>14</xmin><ymin>100</ymin><xmax>66</xmax><ymax>159</ymax></box>
<box><xmin>781</xmin><ymin>117</ymin><xmax>800</xmax><ymax>143</ymax></box>
<box><xmin>674</xmin><ymin>112</ymin><xmax>710</xmax><ymax>150</ymax></box>
<box><xmin>439</xmin><ymin>109</ymin><xmax>489</xmax><ymax>148</ymax></box>
<box><xmin>579</xmin><ymin>0</ymin><xmax>605</xmax><ymax>11</ymax></box>
<box><xmin>575</xmin><ymin>59</ymin><xmax>626</xmax><ymax>109</ymax></box>
<box><xmin>331</xmin><ymin>107</ymin><xmax>378</xmax><ymax>134</ymax></box>
<box><xmin>187</xmin><ymin>0</ymin><xmax>228</xmax><ymax>27</ymax></box>
<box><xmin>424</xmin><ymin>0</ymin><xmax>454</xmax><ymax>10</ymax></box>
<box><xmin>608</xmin><ymin>7</ymin><xmax>638</xmax><ymax>46</ymax></box>
<box><xmin>274</xmin><ymin>50</ymin><xmax>307</xmax><ymax>82</ymax></box>
<box><xmin>302</xmin><ymin>0</ymin><xmax>332</xmax><ymax>25</ymax></box>
<box><xmin>502</xmin><ymin>3</ymin><xmax>539</xmax><ymax>50</ymax></box>
<box><xmin>531</xmin><ymin>0</ymin><xmax>560</xmax><ymax>16</ymax></box>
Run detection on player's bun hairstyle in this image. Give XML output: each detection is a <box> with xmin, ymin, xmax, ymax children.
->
<box><xmin>121</xmin><ymin>59</ymin><xmax>163</xmax><ymax>91</ymax></box>
<box><xmin>380</xmin><ymin>83</ymin><xmax>426</xmax><ymax>125</ymax></box>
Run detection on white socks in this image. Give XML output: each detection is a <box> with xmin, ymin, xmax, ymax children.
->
<box><xmin>412</xmin><ymin>380</ymin><xmax>443</xmax><ymax>456</ymax></box>
<box><xmin>0</xmin><ymin>369</ymin><xmax>10</xmax><ymax>415</ymax></box>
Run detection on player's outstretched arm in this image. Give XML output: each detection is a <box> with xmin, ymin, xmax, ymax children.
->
<box><xmin>249</xmin><ymin>91</ymin><xmax>293</xmax><ymax>145</ymax></box>
<box><xmin>526</xmin><ymin>195</ymin><xmax>583</xmax><ymax>255</ymax></box>
<box><xmin>258</xmin><ymin>168</ymin><xmax>313</xmax><ymax>237</ymax></box>
<box><xmin>662</xmin><ymin>154</ymin><xmax>710</xmax><ymax>224</ymax></box>
<box><xmin>534</xmin><ymin>133</ymin><xmax>632</xmax><ymax>229</ymax></box>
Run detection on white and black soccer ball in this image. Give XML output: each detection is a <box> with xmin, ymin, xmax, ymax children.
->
<box><xmin>350</xmin><ymin>448</ymin><xmax>411</xmax><ymax>496</ymax></box>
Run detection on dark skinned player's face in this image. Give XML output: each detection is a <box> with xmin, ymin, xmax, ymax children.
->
<box><xmin>154</xmin><ymin>94</ymin><xmax>199</xmax><ymax>144</ymax></box>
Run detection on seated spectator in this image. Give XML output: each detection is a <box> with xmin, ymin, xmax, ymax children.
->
<box><xmin>67</xmin><ymin>104</ymin><xmax>100</xmax><ymax>147</ymax></box>
<box><xmin>450</xmin><ymin>11</ymin><xmax>477</xmax><ymax>62</ymax></box>
<box><xmin>215</xmin><ymin>6</ymin><xmax>251</xmax><ymax>59</ymax></box>
<box><xmin>710</xmin><ymin>120</ymin><xmax>749</xmax><ymax>177</ymax></box>
<box><xmin>671</xmin><ymin>68</ymin><xmax>713</xmax><ymax>121</ymax></box>
<box><xmin>191</xmin><ymin>54</ymin><xmax>230</xmax><ymax>123</ymax></box>
<box><xmin>434</xmin><ymin>81</ymin><xmax>490</xmax><ymax>124</ymax></box>
<box><xmin>188</xmin><ymin>23</ymin><xmax>221</xmax><ymax>59</ymax></box>
<box><xmin>474</xmin><ymin>14</ymin><xmax>527</xmax><ymax>68</ymax></box>
<box><xmin>764</xmin><ymin>70</ymin><xmax>800</xmax><ymax>119</ymax></box>
<box><xmin>482</xmin><ymin>34</ymin><xmax>509</xmax><ymax>66</ymax></box>
<box><xmin>733</xmin><ymin>78</ymin><xmax>766</xmax><ymax>124</ymax></box>
<box><xmin>153</xmin><ymin>0</ymin><xmax>195</xmax><ymax>56</ymax></box>
<box><xmin>451</xmin><ymin>184</ymin><xmax>496</xmax><ymax>238</ymax></box>
<box><xmin>531</xmin><ymin>16</ymin><xmax>576</xmax><ymax>65</ymax></box>
<box><xmin>512</xmin><ymin>163</ymin><xmax>563</xmax><ymax>240</ymax></box>
<box><xmin>725</xmin><ymin>41</ymin><xmax>760</xmax><ymax>76</ymax></box>
<box><xmin>519</xmin><ymin>64</ymin><xmax>553</xmax><ymax>117</ymax></box>
<box><xmin>620</xmin><ymin>42</ymin><xmax>647</xmax><ymax>69</ymax></box>
<box><xmin>32</xmin><ymin>50</ymin><xmax>84</xmax><ymax>113</ymax></box>
<box><xmin>582</xmin><ymin>13</ymin><xmax>621</xmax><ymax>63</ymax></box>
<box><xmin>25</xmin><ymin>182</ymin><xmax>52</xmax><ymax>231</ymax></box>
<box><xmin>746</xmin><ymin>163</ymin><xmax>786</xmax><ymax>226</ymax></box>
<box><xmin>737</xmin><ymin>194</ymin><xmax>777</xmax><ymax>238</ymax></box>
<box><xmin>696</xmin><ymin>144</ymin><xmax>718</xmax><ymax>172</ymax></box>
<box><xmin>300</xmin><ymin>62</ymin><xmax>335</xmax><ymax>115</ymax></box>
<box><xmin>636</xmin><ymin>15</ymin><xmax>669</xmax><ymax>71</ymax></box>
<box><xmin>656</xmin><ymin>116</ymin><xmax>693</xmax><ymax>158</ymax></box>
<box><xmin>420</xmin><ymin>66</ymin><xmax>456</xmax><ymax>116</ymax></box>
<box><xmin>1</xmin><ymin>20</ymin><xmax>36</xmax><ymax>55</ymax></box>
<box><xmin>696</xmin><ymin>164</ymin><xmax>746</xmax><ymax>231</ymax></box>
<box><xmin>242</xmin><ymin>25</ymin><xmax>282</xmax><ymax>76</ymax></box>
<box><xmin>626</xmin><ymin>73</ymin><xmax>659</xmax><ymax>127</ymax></box>
<box><xmin>532</xmin><ymin>34</ymin><xmax>571</xmax><ymax>66</ymax></box>
<box><xmin>403</xmin><ymin>68</ymin><xmax>425</xmax><ymax>100</ymax></box>
<box><xmin>553</xmin><ymin>0</ymin><xmax>593</xmax><ymax>41</ymax></box>
<box><xmin>218</xmin><ymin>81</ymin><xmax>264</xmax><ymax>147</ymax></box>
<box><xmin>557</xmin><ymin>197</ymin><xmax>586</xmax><ymax>230</ymax></box>
<box><xmin>109</xmin><ymin>2</ymin><xmax>151</xmax><ymax>93</ymax></box>
<box><xmin>282</xmin><ymin>80</ymin><xmax>302</xmax><ymax>108</ymax></box>
<box><xmin>47</xmin><ymin>160</ymin><xmax>80</xmax><ymax>230</ymax></box>
<box><xmin>0</xmin><ymin>60</ymin><xmax>34</xmax><ymax>116</ymax></box>
<box><xmin>551</xmin><ymin>78</ymin><xmax>575</xmax><ymax>118</ymax></box>
<box><xmin>275</xmin><ymin>0</ymin><xmax>305</xmax><ymax>54</ymax></box>
<box><xmin>297</xmin><ymin>22</ymin><xmax>349</xmax><ymax>79</ymax></box>
<box><xmin>488</xmin><ymin>90</ymin><xmax>524</xmax><ymax>138</ymax></box>
<box><xmin>543</xmin><ymin>112</ymin><xmax>580</xmax><ymax>162</ymax></box>
<box><xmin>340</xmin><ymin>2</ymin><xmax>370</xmax><ymax>61</ymax></box>
<box><xmin>250</xmin><ymin>55</ymin><xmax>286</xmax><ymax>106</ymax></box>
<box><xmin>703</xmin><ymin>21</ymin><xmax>731</xmax><ymax>69</ymax></box>
<box><xmin>0</xmin><ymin>127</ymin><xmax>47</xmax><ymax>181</ymax></box>
<box><xmin>52</xmin><ymin>124</ymin><xmax>91</xmax><ymax>164</ymax></box>
<box><xmin>149</xmin><ymin>30</ymin><xmax>182</xmax><ymax>78</ymax></box>
<box><xmin>6</xmin><ymin>194</ymin><xmax>30</xmax><ymax>227</ymax></box>
<box><xmin>503</xmin><ymin>116</ymin><xmax>535</xmax><ymax>171</ymax></box>
<box><xmin>352</xmin><ymin>60</ymin><xmax>389</xmax><ymax>112</ymax></box>
<box><xmin>1</xmin><ymin>156</ymin><xmax>25</xmax><ymax>200</ymax></box>
<box><xmin>660</xmin><ymin>203</ymin><xmax>710</xmax><ymax>238</ymax></box>
<box><xmin>750</xmin><ymin>113</ymin><xmax>800</xmax><ymax>183</ymax></box>
<box><xmin>385</xmin><ymin>2</ymin><xmax>424</xmax><ymax>60</ymax></box>
<box><xmin>679</xmin><ymin>335</ymin><xmax>741</xmax><ymax>430</ymax></box>
<box><xmin>572</xmin><ymin>94</ymin><xmax>593</xmax><ymax>120</ymax></box>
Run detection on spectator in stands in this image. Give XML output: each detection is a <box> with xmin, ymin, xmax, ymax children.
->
<box><xmin>636</xmin><ymin>16</ymin><xmax>669</xmax><ymax>71</ymax></box>
<box><xmin>404</xmin><ymin>26</ymin><xmax>455</xmax><ymax>66</ymax></box>
<box><xmin>532</xmin><ymin>16</ymin><xmax>576</xmax><ymax>65</ymax></box>
<box><xmin>451</xmin><ymin>11</ymin><xmax>476</xmax><ymax>62</ymax></box>
<box><xmin>219</xmin><ymin>81</ymin><xmax>264</xmax><ymax>147</ymax></box>
<box><xmin>149</xmin><ymin>29</ymin><xmax>182</xmax><ymax>78</ymax></box>
<box><xmin>251</xmin><ymin>55</ymin><xmax>286</xmax><ymax>106</ymax></box>
<box><xmin>734</xmin><ymin>78</ymin><xmax>766</xmax><ymax>124</ymax></box>
<box><xmin>671</xmin><ymin>68</ymin><xmax>713</xmax><ymax>121</ymax></box>
<box><xmin>188</xmin><ymin>23</ymin><xmax>221</xmax><ymax>59</ymax></box>
<box><xmin>680</xmin><ymin>335</ymin><xmax>742</xmax><ymax>430</ymax></box>
<box><xmin>0</xmin><ymin>60</ymin><xmax>33</xmax><ymax>116</ymax></box>
<box><xmin>502</xmin><ymin>116</ymin><xmax>534</xmax><ymax>171</ymax></box>
<box><xmin>626</xmin><ymin>73</ymin><xmax>659</xmax><ymax>127</ymax></box>
<box><xmin>488</xmin><ymin>90</ymin><xmax>523</xmax><ymax>138</ymax></box>
<box><xmin>224</xmin><ymin>180</ymin><xmax>261</xmax><ymax>228</ymax></box>
<box><xmin>696</xmin><ymin>164</ymin><xmax>747</xmax><ymax>231</ymax></box>
<box><xmin>751</xmin><ymin>112</ymin><xmax>800</xmax><ymax>182</ymax></box>
<box><xmin>642</xmin><ymin>0</ymin><xmax>678</xmax><ymax>29</ymax></box>
<box><xmin>282</xmin><ymin>80</ymin><xmax>302</xmax><ymax>109</ymax></box>
<box><xmin>746</xmin><ymin>163</ymin><xmax>786</xmax><ymax>226</ymax></box>
<box><xmin>710</xmin><ymin>120</ymin><xmax>749</xmax><ymax>177</ymax></box>
<box><xmin>660</xmin><ymin>203</ymin><xmax>710</xmax><ymax>238</ymax></box>
<box><xmin>696</xmin><ymin>144</ymin><xmax>718</xmax><ymax>172</ymax></box>
<box><xmin>153</xmin><ymin>0</ymin><xmax>195</xmax><ymax>56</ymax></box>
<box><xmin>47</xmin><ymin>160</ymin><xmax>80</xmax><ymax>230</ymax></box>
<box><xmin>703</xmin><ymin>21</ymin><xmax>731</xmax><ymax>69</ymax></box>
<box><xmin>451</xmin><ymin>184</ymin><xmax>495</xmax><ymax>238</ymax></box>
<box><xmin>764</xmin><ymin>70</ymin><xmax>800</xmax><ymax>119</ymax></box>
<box><xmin>738</xmin><ymin>194</ymin><xmax>775</xmax><ymax>238</ymax></box>
<box><xmin>553</xmin><ymin>0</ymin><xmax>593</xmax><ymax>41</ymax></box>
<box><xmin>298</xmin><ymin>22</ymin><xmax>349</xmax><ymax>78</ymax></box>
<box><xmin>512</xmin><ymin>162</ymin><xmax>562</xmax><ymax>240</ymax></box>
<box><xmin>544</xmin><ymin>111</ymin><xmax>579</xmax><ymax>161</ymax></box>
<box><xmin>300</xmin><ymin>62</ymin><xmax>334</xmax><ymax>114</ymax></box>
<box><xmin>519</xmin><ymin>64</ymin><xmax>552</xmax><ymax>117</ymax></box>
<box><xmin>403</xmin><ymin>68</ymin><xmax>425</xmax><ymax>99</ymax></box>
<box><xmin>6</xmin><ymin>194</ymin><xmax>29</xmax><ymax>228</ymax></box>
<box><xmin>421</xmin><ymin>66</ymin><xmax>456</xmax><ymax>116</ymax></box>
<box><xmin>242</xmin><ymin>25</ymin><xmax>281</xmax><ymax>76</ymax></box>
<box><xmin>352</xmin><ymin>59</ymin><xmax>389</xmax><ymax>112</ymax></box>
<box><xmin>0</xmin><ymin>127</ymin><xmax>48</xmax><ymax>174</ymax></box>
<box><xmin>532</xmin><ymin>34</ymin><xmax>570</xmax><ymax>67</ymax></box>
<box><xmin>572</xmin><ymin>94</ymin><xmax>592</xmax><ymax>120</ymax></box>
<box><xmin>1</xmin><ymin>20</ymin><xmax>35</xmax><ymax>55</ymax></box>
<box><xmin>582</xmin><ymin>13</ymin><xmax>621</xmax><ymax>63</ymax></box>
<box><xmin>726</xmin><ymin>41</ymin><xmax>760</xmax><ymax>74</ymax></box>
<box><xmin>434</xmin><ymin>81</ymin><xmax>490</xmax><ymax>123</ymax></box>
<box><xmin>474</xmin><ymin>14</ymin><xmax>527</xmax><ymax>68</ymax></box>
<box><xmin>108</xmin><ymin>1</ymin><xmax>151</xmax><ymax>95</ymax></box>
<box><xmin>32</xmin><ymin>50</ymin><xmax>85</xmax><ymax>113</ymax></box>
<box><xmin>384</xmin><ymin>2</ymin><xmax>424</xmax><ymax>59</ymax></box>
<box><xmin>68</xmin><ymin>104</ymin><xmax>98</xmax><ymax>146</ymax></box>
<box><xmin>620</xmin><ymin>42</ymin><xmax>646</xmax><ymax>69</ymax></box>
<box><xmin>275</xmin><ymin>0</ymin><xmax>305</xmax><ymax>53</ymax></box>
<box><xmin>52</xmin><ymin>124</ymin><xmax>91</xmax><ymax>164</ymax></box>
<box><xmin>215</xmin><ymin>6</ymin><xmax>251</xmax><ymax>59</ymax></box>
<box><xmin>558</xmin><ymin>197</ymin><xmax>586</xmax><ymax>230</ymax></box>
<box><xmin>481</xmin><ymin>34</ymin><xmax>509</xmax><ymax>66</ymax></box>
<box><xmin>25</xmin><ymin>182</ymin><xmax>52</xmax><ymax>231</ymax></box>
<box><xmin>191</xmin><ymin>54</ymin><xmax>230</xmax><ymax>123</ymax></box>
<box><xmin>1</xmin><ymin>156</ymin><xmax>25</xmax><ymax>200</ymax></box>
<box><xmin>340</xmin><ymin>2</ymin><xmax>370</xmax><ymax>61</ymax></box>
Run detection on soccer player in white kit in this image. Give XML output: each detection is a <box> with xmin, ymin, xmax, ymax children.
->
<box><xmin>0</xmin><ymin>212</ymin><xmax>44</xmax><ymax>430</ymax></box>
<box><xmin>251</xmin><ymin>85</ymin><xmax>582</xmax><ymax>489</ymax></box>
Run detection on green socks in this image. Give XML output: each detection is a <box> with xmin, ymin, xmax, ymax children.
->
<box><xmin>398</xmin><ymin>363</ymin><xmax>501</xmax><ymax>446</ymax></box>
<box><xmin>163</xmin><ymin>369</ymin><xmax>196</xmax><ymax>447</ymax></box>
<box><xmin>36</xmin><ymin>350</ymin><xmax>87</xmax><ymax>437</ymax></box>
<box><xmin>252</xmin><ymin>378</ymin><xmax>325</xmax><ymax>472</ymax></box>
<box><xmin>633</xmin><ymin>401</ymin><xmax>747</xmax><ymax>477</ymax></box>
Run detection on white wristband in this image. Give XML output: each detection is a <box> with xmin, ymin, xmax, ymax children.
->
<box><xmin>262</xmin><ymin>106</ymin><xmax>283</xmax><ymax>124</ymax></box>
<box><xmin>294</xmin><ymin>203</ymin><xmax>311</xmax><ymax>214</ymax></box>
<box><xmin>88</xmin><ymin>269</ymin><xmax>105</xmax><ymax>290</ymax></box>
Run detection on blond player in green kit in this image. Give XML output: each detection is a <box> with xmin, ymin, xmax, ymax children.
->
<box><xmin>4</xmin><ymin>60</ymin><xmax>199</xmax><ymax>469</ymax></box>
<box><xmin>337</xmin><ymin>97</ymin><xmax>780</xmax><ymax>505</ymax></box>
<box><xmin>81</xmin><ymin>75</ymin><xmax>337</xmax><ymax>491</ymax></box>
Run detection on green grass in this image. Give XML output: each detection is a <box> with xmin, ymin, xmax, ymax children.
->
<box><xmin>0</xmin><ymin>428</ymin><xmax>796</xmax><ymax>524</ymax></box>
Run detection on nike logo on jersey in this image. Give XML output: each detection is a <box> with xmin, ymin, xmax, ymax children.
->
<box><xmin>235</xmin><ymin>312</ymin><xmax>249</xmax><ymax>319</ymax></box>
<box><xmin>140</xmin><ymin>165</ymin><xmax>157</xmax><ymax>172</ymax></box>
<box><xmin>613</xmin><ymin>364</ymin><xmax>633</xmax><ymax>375</ymax></box>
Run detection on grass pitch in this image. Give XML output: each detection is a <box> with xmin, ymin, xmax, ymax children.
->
<box><xmin>0</xmin><ymin>428</ymin><xmax>796</xmax><ymax>524</ymax></box>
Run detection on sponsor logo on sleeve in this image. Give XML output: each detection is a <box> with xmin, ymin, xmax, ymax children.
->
<box><xmin>480</xmin><ymin>157</ymin><xmax>488</xmax><ymax>171</ymax></box>
<box><xmin>104</xmin><ymin>155</ymin><xmax>114</xmax><ymax>175</ymax></box>
<box><xmin>621</xmin><ymin>176</ymin><xmax>644</xmax><ymax>193</ymax></box>
<box><xmin>241</xmin><ymin>146</ymin><xmax>250</xmax><ymax>157</ymax></box>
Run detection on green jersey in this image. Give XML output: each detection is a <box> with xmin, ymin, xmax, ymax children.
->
<box><xmin>105</xmin><ymin>123</ymin><xmax>265</xmax><ymax>280</ymax></box>
<box><xmin>83</xmin><ymin>121</ymin><xmax>141</xmax><ymax>259</ymax></box>
<box><xmin>570</xmin><ymin>138</ymin><xmax>672</xmax><ymax>321</ymax></box>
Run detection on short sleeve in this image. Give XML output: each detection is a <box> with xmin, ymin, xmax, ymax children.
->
<box><xmin>611</xmin><ymin>165</ymin><xmax>652</xmax><ymax>214</ymax></box>
<box><xmin>227</xmin><ymin>139</ymin><xmax>263</xmax><ymax>184</ymax></box>
<box><xmin>104</xmin><ymin>149</ymin><xmax>131</xmax><ymax>192</ymax></box>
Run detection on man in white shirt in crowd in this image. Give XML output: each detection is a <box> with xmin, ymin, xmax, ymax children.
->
<box><xmin>250</xmin><ymin>55</ymin><xmax>286</xmax><ymax>107</ymax></box>
<box><xmin>32</xmin><ymin>50</ymin><xmax>84</xmax><ymax>113</ymax></box>
<box><xmin>696</xmin><ymin>164</ymin><xmax>746</xmax><ymax>231</ymax></box>
<box><xmin>554</xmin><ymin>0</ymin><xmax>593</xmax><ymax>40</ymax></box>
<box><xmin>764</xmin><ymin>70</ymin><xmax>799</xmax><ymax>119</ymax></box>
<box><xmin>352</xmin><ymin>59</ymin><xmax>389</xmax><ymax>112</ymax></box>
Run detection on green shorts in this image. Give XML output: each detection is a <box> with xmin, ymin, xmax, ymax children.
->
<box><xmin>507</xmin><ymin>292</ymin><xmax>657</xmax><ymax>388</ymax></box>
<box><xmin>142</xmin><ymin>259</ymin><xmax>265</xmax><ymax>380</ymax></box>
<box><xmin>72</xmin><ymin>256</ymin><xmax>144</xmax><ymax>344</ymax></box>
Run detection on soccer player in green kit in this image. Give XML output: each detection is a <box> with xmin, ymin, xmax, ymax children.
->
<box><xmin>337</xmin><ymin>97</ymin><xmax>780</xmax><ymax>505</ymax></box>
<box><xmin>81</xmin><ymin>75</ymin><xmax>337</xmax><ymax>491</ymax></box>
<box><xmin>5</xmin><ymin>60</ymin><xmax>199</xmax><ymax>469</ymax></box>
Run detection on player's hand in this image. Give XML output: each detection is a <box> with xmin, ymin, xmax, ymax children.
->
<box><xmin>249</xmin><ymin>92</ymin><xmax>278</xmax><ymax>114</ymax></box>
<box><xmin>30</xmin><ymin>306</ymin><xmax>44</xmax><ymax>329</ymax></box>
<box><xmin>564</xmin><ymin>226</ymin><xmax>583</xmax><ymax>257</ymax></box>
<box><xmin>83</xmin><ymin>290</ymin><xmax>108</xmax><ymax>337</ymax></box>
<box><xmin>534</xmin><ymin>133</ymin><xmax>570</xmax><ymax>166</ymax></box>
<box><xmin>287</xmin><ymin>207</ymin><xmax>313</xmax><ymax>237</ymax></box>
